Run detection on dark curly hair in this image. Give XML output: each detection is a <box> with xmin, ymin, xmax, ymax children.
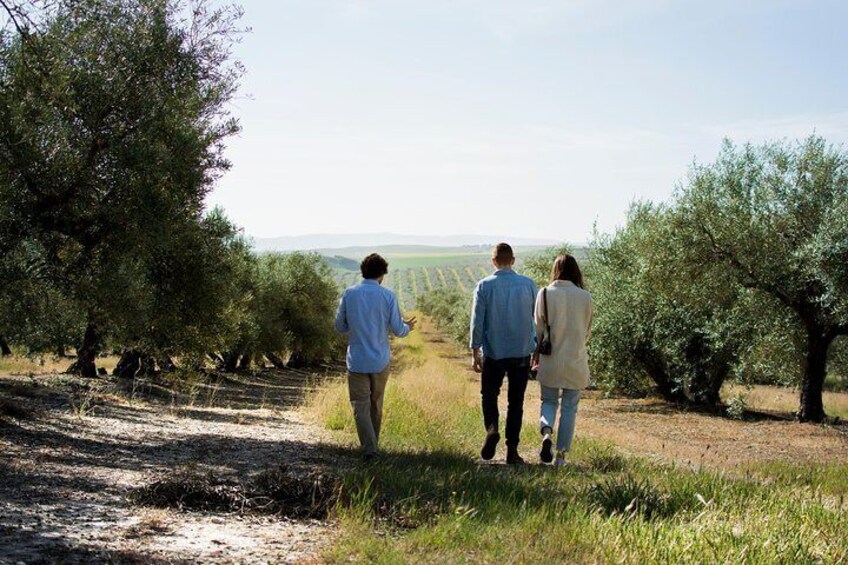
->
<box><xmin>360</xmin><ymin>253</ymin><xmax>389</xmax><ymax>280</ymax></box>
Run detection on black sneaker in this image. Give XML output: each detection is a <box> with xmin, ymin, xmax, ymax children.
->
<box><xmin>540</xmin><ymin>437</ymin><xmax>553</xmax><ymax>464</ymax></box>
<box><xmin>506</xmin><ymin>448</ymin><xmax>525</xmax><ymax>465</ymax></box>
<box><xmin>481</xmin><ymin>430</ymin><xmax>500</xmax><ymax>460</ymax></box>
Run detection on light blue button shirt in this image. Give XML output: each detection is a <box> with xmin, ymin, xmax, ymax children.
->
<box><xmin>470</xmin><ymin>268</ymin><xmax>537</xmax><ymax>360</ymax></box>
<box><xmin>335</xmin><ymin>279</ymin><xmax>410</xmax><ymax>373</ymax></box>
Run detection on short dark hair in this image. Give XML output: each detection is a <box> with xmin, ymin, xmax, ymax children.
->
<box><xmin>551</xmin><ymin>254</ymin><xmax>584</xmax><ymax>288</ymax></box>
<box><xmin>360</xmin><ymin>253</ymin><xmax>389</xmax><ymax>279</ymax></box>
<box><xmin>492</xmin><ymin>242</ymin><xmax>514</xmax><ymax>266</ymax></box>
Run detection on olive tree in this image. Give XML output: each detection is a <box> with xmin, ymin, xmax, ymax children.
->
<box><xmin>216</xmin><ymin>251</ymin><xmax>342</xmax><ymax>372</ymax></box>
<box><xmin>590</xmin><ymin>203</ymin><xmax>739</xmax><ymax>405</ymax></box>
<box><xmin>677</xmin><ymin>137</ymin><xmax>848</xmax><ymax>422</ymax></box>
<box><xmin>522</xmin><ymin>245</ymin><xmax>573</xmax><ymax>287</ymax></box>
<box><xmin>0</xmin><ymin>0</ymin><xmax>244</xmax><ymax>376</ymax></box>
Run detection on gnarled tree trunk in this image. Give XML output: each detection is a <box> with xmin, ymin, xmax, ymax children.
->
<box><xmin>0</xmin><ymin>336</ymin><xmax>11</xmax><ymax>356</ymax></box>
<box><xmin>220</xmin><ymin>350</ymin><xmax>240</xmax><ymax>373</ymax></box>
<box><xmin>684</xmin><ymin>334</ymin><xmax>727</xmax><ymax>406</ymax></box>
<box><xmin>637</xmin><ymin>342</ymin><xmax>688</xmax><ymax>403</ymax></box>
<box><xmin>114</xmin><ymin>350</ymin><xmax>141</xmax><ymax>378</ymax></box>
<box><xmin>798</xmin><ymin>328</ymin><xmax>833</xmax><ymax>423</ymax></box>
<box><xmin>66</xmin><ymin>323</ymin><xmax>100</xmax><ymax>378</ymax></box>
<box><xmin>265</xmin><ymin>352</ymin><xmax>286</xmax><ymax>369</ymax></box>
<box><xmin>238</xmin><ymin>354</ymin><xmax>252</xmax><ymax>371</ymax></box>
<box><xmin>115</xmin><ymin>350</ymin><xmax>163</xmax><ymax>379</ymax></box>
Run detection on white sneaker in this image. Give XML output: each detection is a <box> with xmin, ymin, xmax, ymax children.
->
<box><xmin>554</xmin><ymin>450</ymin><xmax>567</xmax><ymax>467</ymax></box>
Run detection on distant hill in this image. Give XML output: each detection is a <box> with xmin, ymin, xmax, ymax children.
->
<box><xmin>252</xmin><ymin>233</ymin><xmax>564</xmax><ymax>252</ymax></box>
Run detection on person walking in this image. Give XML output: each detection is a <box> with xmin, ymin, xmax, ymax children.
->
<box><xmin>335</xmin><ymin>253</ymin><xmax>416</xmax><ymax>461</ymax></box>
<box><xmin>470</xmin><ymin>243</ymin><xmax>537</xmax><ymax>464</ymax></box>
<box><xmin>533</xmin><ymin>254</ymin><xmax>593</xmax><ymax>467</ymax></box>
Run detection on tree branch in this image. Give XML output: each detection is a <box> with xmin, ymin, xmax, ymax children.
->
<box><xmin>697</xmin><ymin>222</ymin><xmax>797</xmax><ymax>309</ymax></box>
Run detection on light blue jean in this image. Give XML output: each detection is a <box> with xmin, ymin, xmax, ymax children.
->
<box><xmin>539</xmin><ymin>386</ymin><xmax>581</xmax><ymax>452</ymax></box>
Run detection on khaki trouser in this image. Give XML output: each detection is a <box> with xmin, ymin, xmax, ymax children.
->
<box><xmin>347</xmin><ymin>369</ymin><xmax>390</xmax><ymax>456</ymax></box>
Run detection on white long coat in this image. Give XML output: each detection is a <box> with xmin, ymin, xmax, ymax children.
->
<box><xmin>534</xmin><ymin>280</ymin><xmax>593</xmax><ymax>390</ymax></box>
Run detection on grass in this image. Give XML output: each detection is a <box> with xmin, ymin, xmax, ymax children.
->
<box><xmin>0</xmin><ymin>353</ymin><xmax>120</xmax><ymax>376</ymax></box>
<box><xmin>307</xmin><ymin>319</ymin><xmax>848</xmax><ymax>564</ymax></box>
<box><xmin>722</xmin><ymin>383</ymin><xmax>848</xmax><ymax>420</ymax></box>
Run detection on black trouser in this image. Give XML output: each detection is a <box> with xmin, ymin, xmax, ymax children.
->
<box><xmin>481</xmin><ymin>356</ymin><xmax>530</xmax><ymax>448</ymax></box>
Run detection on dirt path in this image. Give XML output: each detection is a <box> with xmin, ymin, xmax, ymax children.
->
<box><xmin>3</xmin><ymin>324</ymin><xmax>847</xmax><ymax>563</ymax></box>
<box><xmin>0</xmin><ymin>369</ymin><xmax>347</xmax><ymax>564</ymax></box>
<box><xmin>426</xmin><ymin>324</ymin><xmax>848</xmax><ymax>470</ymax></box>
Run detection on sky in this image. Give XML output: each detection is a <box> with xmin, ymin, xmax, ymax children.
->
<box><xmin>207</xmin><ymin>0</ymin><xmax>848</xmax><ymax>243</ymax></box>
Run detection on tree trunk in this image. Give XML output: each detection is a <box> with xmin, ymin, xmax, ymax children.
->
<box><xmin>115</xmin><ymin>350</ymin><xmax>163</xmax><ymax>379</ymax></box>
<box><xmin>266</xmin><ymin>352</ymin><xmax>286</xmax><ymax>369</ymax></box>
<box><xmin>287</xmin><ymin>352</ymin><xmax>309</xmax><ymax>368</ymax></box>
<box><xmin>637</xmin><ymin>342</ymin><xmax>687</xmax><ymax>403</ymax></box>
<box><xmin>684</xmin><ymin>334</ymin><xmax>727</xmax><ymax>406</ymax></box>
<box><xmin>798</xmin><ymin>329</ymin><xmax>833</xmax><ymax>423</ymax></box>
<box><xmin>114</xmin><ymin>350</ymin><xmax>141</xmax><ymax>379</ymax></box>
<box><xmin>220</xmin><ymin>351</ymin><xmax>240</xmax><ymax>373</ymax></box>
<box><xmin>66</xmin><ymin>323</ymin><xmax>100</xmax><ymax>378</ymax></box>
<box><xmin>0</xmin><ymin>336</ymin><xmax>11</xmax><ymax>356</ymax></box>
<box><xmin>238</xmin><ymin>354</ymin><xmax>252</xmax><ymax>371</ymax></box>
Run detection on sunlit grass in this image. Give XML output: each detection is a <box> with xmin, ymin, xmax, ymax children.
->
<box><xmin>308</xmin><ymin>319</ymin><xmax>848</xmax><ymax>564</ymax></box>
<box><xmin>723</xmin><ymin>383</ymin><xmax>848</xmax><ymax>420</ymax></box>
<box><xmin>0</xmin><ymin>354</ymin><xmax>120</xmax><ymax>376</ymax></box>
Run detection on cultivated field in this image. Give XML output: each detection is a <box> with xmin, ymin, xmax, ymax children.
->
<box><xmin>327</xmin><ymin>245</ymin><xmax>587</xmax><ymax>310</ymax></box>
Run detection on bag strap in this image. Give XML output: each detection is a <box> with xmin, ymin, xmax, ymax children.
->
<box><xmin>543</xmin><ymin>287</ymin><xmax>551</xmax><ymax>338</ymax></box>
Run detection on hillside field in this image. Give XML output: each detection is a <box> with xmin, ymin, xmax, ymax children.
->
<box><xmin>326</xmin><ymin>245</ymin><xmax>588</xmax><ymax>310</ymax></box>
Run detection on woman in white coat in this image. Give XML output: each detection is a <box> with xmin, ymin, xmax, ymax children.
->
<box><xmin>532</xmin><ymin>254</ymin><xmax>592</xmax><ymax>466</ymax></box>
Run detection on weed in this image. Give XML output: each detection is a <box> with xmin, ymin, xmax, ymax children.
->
<box><xmin>726</xmin><ymin>392</ymin><xmax>748</xmax><ymax>420</ymax></box>
<box><xmin>68</xmin><ymin>383</ymin><xmax>103</xmax><ymax>418</ymax></box>
<box><xmin>129</xmin><ymin>464</ymin><xmax>340</xmax><ymax>519</ymax></box>
<box><xmin>583</xmin><ymin>444</ymin><xmax>626</xmax><ymax>473</ymax></box>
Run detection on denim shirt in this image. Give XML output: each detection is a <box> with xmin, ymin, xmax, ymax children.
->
<box><xmin>470</xmin><ymin>268</ymin><xmax>538</xmax><ymax>360</ymax></box>
<box><xmin>335</xmin><ymin>279</ymin><xmax>410</xmax><ymax>373</ymax></box>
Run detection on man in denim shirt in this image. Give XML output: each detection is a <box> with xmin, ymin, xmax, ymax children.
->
<box><xmin>470</xmin><ymin>243</ymin><xmax>537</xmax><ymax>464</ymax></box>
<box><xmin>335</xmin><ymin>253</ymin><xmax>416</xmax><ymax>460</ymax></box>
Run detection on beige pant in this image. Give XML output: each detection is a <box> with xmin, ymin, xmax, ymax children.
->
<box><xmin>348</xmin><ymin>369</ymin><xmax>390</xmax><ymax>455</ymax></box>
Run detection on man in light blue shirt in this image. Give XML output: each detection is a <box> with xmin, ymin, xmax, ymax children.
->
<box><xmin>335</xmin><ymin>253</ymin><xmax>416</xmax><ymax>460</ymax></box>
<box><xmin>470</xmin><ymin>243</ymin><xmax>537</xmax><ymax>464</ymax></box>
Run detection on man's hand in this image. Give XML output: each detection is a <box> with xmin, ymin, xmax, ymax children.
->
<box><xmin>404</xmin><ymin>317</ymin><xmax>417</xmax><ymax>331</ymax></box>
<box><xmin>471</xmin><ymin>348</ymin><xmax>483</xmax><ymax>373</ymax></box>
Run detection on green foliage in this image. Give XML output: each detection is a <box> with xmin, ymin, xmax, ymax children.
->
<box><xmin>417</xmin><ymin>288</ymin><xmax>471</xmax><ymax>346</ymax></box>
<box><xmin>676</xmin><ymin>137</ymin><xmax>848</xmax><ymax>421</ymax></box>
<box><xmin>591</xmin><ymin>137</ymin><xmax>848</xmax><ymax>418</ymax></box>
<box><xmin>255</xmin><ymin>252</ymin><xmax>342</xmax><ymax>366</ymax></box>
<box><xmin>522</xmin><ymin>244</ymin><xmax>573</xmax><ymax>287</ymax></box>
<box><xmin>590</xmin><ymin>203</ymin><xmax>737</xmax><ymax>405</ymax></box>
<box><xmin>0</xmin><ymin>0</ymin><xmax>244</xmax><ymax>373</ymax></box>
<box><xmin>216</xmin><ymin>251</ymin><xmax>342</xmax><ymax>370</ymax></box>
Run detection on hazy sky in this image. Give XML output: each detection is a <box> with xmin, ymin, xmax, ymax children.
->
<box><xmin>207</xmin><ymin>0</ymin><xmax>848</xmax><ymax>242</ymax></box>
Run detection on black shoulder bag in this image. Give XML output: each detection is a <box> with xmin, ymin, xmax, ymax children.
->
<box><xmin>538</xmin><ymin>288</ymin><xmax>552</xmax><ymax>355</ymax></box>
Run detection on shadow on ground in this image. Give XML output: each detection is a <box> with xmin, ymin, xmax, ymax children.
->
<box><xmin>0</xmin><ymin>366</ymin><xmax>347</xmax><ymax>564</ymax></box>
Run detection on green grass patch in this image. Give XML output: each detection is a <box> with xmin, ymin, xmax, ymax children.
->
<box><xmin>310</xmin><ymin>330</ymin><xmax>848</xmax><ymax>563</ymax></box>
